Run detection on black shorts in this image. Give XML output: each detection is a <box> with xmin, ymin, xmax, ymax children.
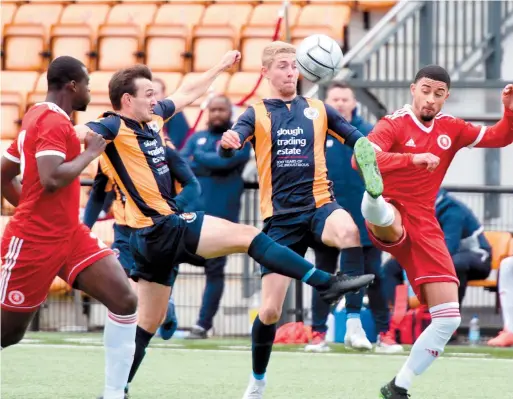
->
<box><xmin>129</xmin><ymin>212</ymin><xmax>206</xmax><ymax>286</ymax></box>
<box><xmin>260</xmin><ymin>201</ymin><xmax>342</xmax><ymax>276</ymax></box>
<box><xmin>112</xmin><ymin>224</ymin><xmax>135</xmax><ymax>274</ymax></box>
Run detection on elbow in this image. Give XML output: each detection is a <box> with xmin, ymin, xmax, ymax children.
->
<box><xmin>41</xmin><ymin>178</ymin><xmax>60</xmax><ymax>193</ymax></box>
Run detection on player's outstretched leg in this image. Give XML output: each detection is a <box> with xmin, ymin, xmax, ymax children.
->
<box><xmin>75</xmin><ymin>255</ymin><xmax>138</xmax><ymax>399</ymax></box>
<box><xmin>380</xmin><ymin>282</ymin><xmax>461</xmax><ymax>398</ymax></box>
<box><xmin>195</xmin><ymin>216</ymin><xmax>374</xmax><ymax>305</ymax></box>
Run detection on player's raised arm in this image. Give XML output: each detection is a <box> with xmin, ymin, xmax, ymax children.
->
<box><xmin>168</xmin><ymin>50</ymin><xmax>241</xmax><ymax>115</ymax></box>
<box><xmin>219</xmin><ymin>106</ymin><xmax>256</xmax><ymax>158</ymax></box>
<box><xmin>1</xmin><ymin>141</ymin><xmax>22</xmax><ymax>207</ymax></box>
<box><xmin>165</xmin><ymin>146</ymin><xmax>201</xmax><ymax>212</ymax></box>
<box><xmin>325</xmin><ymin>103</ymin><xmax>364</xmax><ymax>147</ymax></box>
<box><xmin>457</xmin><ymin>84</ymin><xmax>513</xmax><ymax>149</ymax></box>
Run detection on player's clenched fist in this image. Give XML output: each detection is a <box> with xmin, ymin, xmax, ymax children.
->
<box><xmin>502</xmin><ymin>84</ymin><xmax>513</xmax><ymax>111</ymax></box>
<box><xmin>221</xmin><ymin>129</ymin><xmax>241</xmax><ymax>149</ymax></box>
<box><xmin>412</xmin><ymin>153</ymin><xmax>440</xmax><ymax>172</ymax></box>
<box><xmin>218</xmin><ymin>50</ymin><xmax>242</xmax><ymax>71</ymax></box>
<box><xmin>84</xmin><ymin>131</ymin><xmax>107</xmax><ymax>156</ymax></box>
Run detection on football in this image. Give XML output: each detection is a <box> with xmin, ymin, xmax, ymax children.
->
<box><xmin>296</xmin><ymin>34</ymin><xmax>343</xmax><ymax>84</ymax></box>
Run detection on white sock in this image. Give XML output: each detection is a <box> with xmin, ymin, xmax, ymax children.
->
<box><xmin>395</xmin><ymin>302</ymin><xmax>460</xmax><ymax>390</ymax></box>
<box><xmin>103</xmin><ymin>311</ymin><xmax>137</xmax><ymax>399</ymax></box>
<box><xmin>361</xmin><ymin>192</ymin><xmax>395</xmax><ymax>227</ymax></box>
<box><xmin>499</xmin><ymin>257</ymin><xmax>513</xmax><ymax>332</ymax></box>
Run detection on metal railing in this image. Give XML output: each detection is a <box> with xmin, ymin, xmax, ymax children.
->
<box><xmin>22</xmin><ymin>184</ymin><xmax>513</xmax><ymax>335</ymax></box>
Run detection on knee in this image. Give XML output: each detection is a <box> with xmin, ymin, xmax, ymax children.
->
<box><xmin>331</xmin><ymin>224</ymin><xmax>360</xmax><ymax>249</ymax></box>
<box><xmin>259</xmin><ymin>305</ymin><xmax>282</xmax><ymax>325</ymax></box>
<box><xmin>1</xmin><ymin>328</ymin><xmax>26</xmax><ymax>348</ymax></box>
<box><xmin>109</xmin><ymin>289</ymin><xmax>138</xmax><ymax>316</ymax></box>
<box><xmin>239</xmin><ymin>225</ymin><xmax>260</xmax><ymax>253</ymax></box>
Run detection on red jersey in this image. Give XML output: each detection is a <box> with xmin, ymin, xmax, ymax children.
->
<box><xmin>368</xmin><ymin>104</ymin><xmax>513</xmax><ymax>212</ymax></box>
<box><xmin>3</xmin><ymin>102</ymin><xmax>81</xmax><ymax>241</ymax></box>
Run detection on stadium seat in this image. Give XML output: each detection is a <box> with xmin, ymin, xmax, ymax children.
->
<box><xmin>3</xmin><ymin>4</ymin><xmax>64</xmax><ymax>71</ymax></box>
<box><xmin>50</xmin><ymin>25</ymin><xmax>94</xmax><ymax>69</ymax></box>
<box><xmin>192</xmin><ymin>25</ymin><xmax>236</xmax><ymax>72</ymax></box>
<box><xmin>240</xmin><ymin>25</ymin><xmax>284</xmax><ymax>72</ymax></box>
<box><xmin>468</xmin><ymin>231</ymin><xmax>512</xmax><ymax>288</ymax></box>
<box><xmin>89</xmin><ymin>71</ymin><xmax>114</xmax><ymax>94</ymax></box>
<box><xmin>290</xmin><ymin>25</ymin><xmax>340</xmax><ymax>47</ymax></box>
<box><xmin>179</xmin><ymin>72</ymin><xmax>230</xmax><ymax>105</ymax></box>
<box><xmin>1</xmin><ymin>71</ymin><xmax>39</xmax><ymax>135</ymax></box>
<box><xmin>0</xmin><ymin>137</ymin><xmax>16</xmax><ymax>216</ymax></box>
<box><xmin>154</xmin><ymin>4</ymin><xmax>206</xmax><ymax>28</ymax></box>
<box><xmin>58</xmin><ymin>3</ymin><xmax>111</xmax><ymax>34</ymax></box>
<box><xmin>153</xmin><ymin>72</ymin><xmax>183</xmax><ymax>94</ymax></box>
<box><xmin>145</xmin><ymin>25</ymin><xmax>190</xmax><ymax>73</ymax></box>
<box><xmin>75</xmin><ymin>99</ymin><xmax>111</xmax><ymax>125</ymax></box>
<box><xmin>357</xmin><ymin>1</ymin><xmax>397</xmax><ymax>11</ymax></box>
<box><xmin>106</xmin><ymin>4</ymin><xmax>158</xmax><ymax>33</ymax></box>
<box><xmin>227</xmin><ymin>72</ymin><xmax>271</xmax><ymax>100</ymax></box>
<box><xmin>182</xmin><ymin>106</ymin><xmax>208</xmax><ymax>131</ymax></box>
<box><xmin>200</xmin><ymin>3</ymin><xmax>253</xmax><ymax>28</ymax></box>
<box><xmin>293</xmin><ymin>4</ymin><xmax>351</xmax><ymax>42</ymax></box>
<box><xmin>248</xmin><ymin>3</ymin><xmax>301</xmax><ymax>26</ymax></box>
<box><xmin>97</xmin><ymin>25</ymin><xmax>142</xmax><ymax>71</ymax></box>
<box><xmin>27</xmin><ymin>72</ymin><xmax>47</xmax><ymax>110</ymax></box>
<box><xmin>1</xmin><ymin>3</ymin><xmax>17</xmax><ymax>31</ymax></box>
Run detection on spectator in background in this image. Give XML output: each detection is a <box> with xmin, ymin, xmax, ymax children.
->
<box><xmin>383</xmin><ymin>189</ymin><xmax>492</xmax><ymax>305</ymax></box>
<box><xmin>181</xmin><ymin>95</ymin><xmax>251</xmax><ymax>339</ymax></box>
<box><xmin>488</xmin><ymin>255</ymin><xmax>513</xmax><ymax>347</ymax></box>
<box><xmin>153</xmin><ymin>77</ymin><xmax>190</xmax><ymax>149</ymax></box>
<box><xmin>306</xmin><ymin>82</ymin><xmax>402</xmax><ymax>354</ymax></box>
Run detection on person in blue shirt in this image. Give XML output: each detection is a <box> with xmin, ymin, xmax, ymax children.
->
<box><xmin>306</xmin><ymin>82</ymin><xmax>402</xmax><ymax>354</ymax></box>
<box><xmin>181</xmin><ymin>95</ymin><xmax>251</xmax><ymax>338</ymax></box>
<box><xmin>383</xmin><ymin>188</ymin><xmax>492</xmax><ymax>304</ymax></box>
<box><xmin>153</xmin><ymin>77</ymin><xmax>190</xmax><ymax>149</ymax></box>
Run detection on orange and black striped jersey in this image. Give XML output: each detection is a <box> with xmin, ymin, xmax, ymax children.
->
<box><xmin>97</xmin><ymin>157</ymin><xmax>127</xmax><ymax>225</ymax></box>
<box><xmin>230</xmin><ymin>96</ymin><xmax>363</xmax><ymax>220</ymax></box>
<box><xmin>86</xmin><ymin>100</ymin><xmax>198</xmax><ymax>228</ymax></box>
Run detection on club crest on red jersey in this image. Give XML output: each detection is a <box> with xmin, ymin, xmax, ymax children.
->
<box><xmin>8</xmin><ymin>290</ymin><xmax>25</xmax><ymax>305</ymax></box>
<box><xmin>437</xmin><ymin>134</ymin><xmax>452</xmax><ymax>150</ymax></box>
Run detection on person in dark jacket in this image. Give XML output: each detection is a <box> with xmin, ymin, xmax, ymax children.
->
<box><xmin>181</xmin><ymin>95</ymin><xmax>251</xmax><ymax>338</ymax></box>
<box><xmin>153</xmin><ymin>77</ymin><xmax>190</xmax><ymax>149</ymax></box>
<box><xmin>306</xmin><ymin>82</ymin><xmax>403</xmax><ymax>354</ymax></box>
<box><xmin>383</xmin><ymin>189</ymin><xmax>492</xmax><ymax>304</ymax></box>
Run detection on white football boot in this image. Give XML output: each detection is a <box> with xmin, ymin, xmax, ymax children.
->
<box><xmin>344</xmin><ymin>317</ymin><xmax>372</xmax><ymax>350</ymax></box>
<box><xmin>242</xmin><ymin>375</ymin><xmax>267</xmax><ymax>399</ymax></box>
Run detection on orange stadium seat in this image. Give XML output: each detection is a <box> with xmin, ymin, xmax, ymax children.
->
<box><xmin>26</xmin><ymin>72</ymin><xmax>48</xmax><ymax>110</ymax></box>
<box><xmin>248</xmin><ymin>3</ymin><xmax>301</xmax><ymax>26</ymax></box>
<box><xmin>58</xmin><ymin>4</ymin><xmax>111</xmax><ymax>34</ymax></box>
<box><xmin>200</xmin><ymin>3</ymin><xmax>253</xmax><ymax>28</ymax></box>
<box><xmin>3</xmin><ymin>4</ymin><xmax>64</xmax><ymax>71</ymax></box>
<box><xmin>152</xmin><ymin>72</ymin><xmax>183</xmax><ymax>94</ymax></box>
<box><xmin>1</xmin><ymin>71</ymin><xmax>39</xmax><ymax>138</ymax></box>
<box><xmin>145</xmin><ymin>25</ymin><xmax>190</xmax><ymax>73</ymax></box>
<box><xmin>89</xmin><ymin>71</ymin><xmax>114</xmax><ymax>94</ymax></box>
<box><xmin>179</xmin><ymin>71</ymin><xmax>230</xmax><ymax>105</ymax></box>
<box><xmin>192</xmin><ymin>25</ymin><xmax>236</xmax><ymax>72</ymax></box>
<box><xmin>293</xmin><ymin>4</ymin><xmax>351</xmax><ymax>42</ymax></box>
<box><xmin>98</xmin><ymin>4</ymin><xmax>158</xmax><ymax>71</ymax></box>
<box><xmin>50</xmin><ymin>25</ymin><xmax>94</xmax><ymax>69</ymax></box>
<box><xmin>240</xmin><ymin>25</ymin><xmax>283</xmax><ymax>72</ymax></box>
<box><xmin>227</xmin><ymin>72</ymin><xmax>271</xmax><ymax>101</ymax></box>
<box><xmin>357</xmin><ymin>1</ymin><xmax>397</xmax><ymax>11</ymax></box>
<box><xmin>182</xmin><ymin>106</ymin><xmax>208</xmax><ymax>132</ymax></box>
<box><xmin>154</xmin><ymin>3</ymin><xmax>206</xmax><ymax>27</ymax></box>
<box><xmin>1</xmin><ymin>3</ymin><xmax>17</xmax><ymax>31</ymax></box>
<box><xmin>468</xmin><ymin>231</ymin><xmax>512</xmax><ymax>288</ymax></box>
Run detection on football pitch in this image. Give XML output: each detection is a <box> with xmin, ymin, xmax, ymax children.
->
<box><xmin>2</xmin><ymin>333</ymin><xmax>512</xmax><ymax>399</ymax></box>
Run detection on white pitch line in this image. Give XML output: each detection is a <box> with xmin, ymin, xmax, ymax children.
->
<box><xmin>14</xmin><ymin>343</ymin><xmax>513</xmax><ymax>363</ymax></box>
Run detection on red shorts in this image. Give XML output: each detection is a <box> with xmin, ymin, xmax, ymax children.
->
<box><xmin>0</xmin><ymin>223</ymin><xmax>113</xmax><ymax>312</ymax></box>
<box><xmin>367</xmin><ymin>200</ymin><xmax>459</xmax><ymax>303</ymax></box>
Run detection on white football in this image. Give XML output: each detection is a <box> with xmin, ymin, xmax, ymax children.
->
<box><xmin>296</xmin><ymin>34</ymin><xmax>343</xmax><ymax>84</ymax></box>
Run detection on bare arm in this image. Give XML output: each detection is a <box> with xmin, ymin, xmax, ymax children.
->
<box><xmin>37</xmin><ymin>132</ymin><xmax>106</xmax><ymax>193</ymax></box>
<box><xmin>168</xmin><ymin>51</ymin><xmax>241</xmax><ymax>114</ymax></box>
<box><xmin>1</xmin><ymin>157</ymin><xmax>22</xmax><ymax>206</ymax></box>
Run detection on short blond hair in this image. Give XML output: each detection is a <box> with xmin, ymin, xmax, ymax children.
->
<box><xmin>262</xmin><ymin>41</ymin><xmax>296</xmax><ymax>68</ymax></box>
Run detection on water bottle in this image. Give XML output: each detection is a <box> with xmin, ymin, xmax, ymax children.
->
<box><xmin>468</xmin><ymin>315</ymin><xmax>480</xmax><ymax>346</ymax></box>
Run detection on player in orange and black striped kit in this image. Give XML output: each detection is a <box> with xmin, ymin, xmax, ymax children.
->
<box><xmin>81</xmin><ymin>50</ymin><xmax>372</xmax><ymax>397</ymax></box>
<box><xmin>220</xmin><ymin>41</ymin><xmax>383</xmax><ymax>397</ymax></box>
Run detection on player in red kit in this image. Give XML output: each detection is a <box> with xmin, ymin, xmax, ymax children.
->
<box><xmin>352</xmin><ymin>65</ymin><xmax>513</xmax><ymax>398</ymax></box>
<box><xmin>0</xmin><ymin>56</ymin><xmax>138</xmax><ymax>399</ymax></box>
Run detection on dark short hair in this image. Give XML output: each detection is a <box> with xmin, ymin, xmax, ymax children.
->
<box><xmin>109</xmin><ymin>65</ymin><xmax>153</xmax><ymax>110</ymax></box>
<box><xmin>208</xmin><ymin>94</ymin><xmax>232</xmax><ymax>108</ymax></box>
<box><xmin>152</xmin><ymin>77</ymin><xmax>166</xmax><ymax>93</ymax></box>
<box><xmin>47</xmin><ymin>56</ymin><xmax>87</xmax><ymax>91</ymax></box>
<box><xmin>326</xmin><ymin>81</ymin><xmax>354</xmax><ymax>95</ymax></box>
<box><xmin>414</xmin><ymin>65</ymin><xmax>451</xmax><ymax>89</ymax></box>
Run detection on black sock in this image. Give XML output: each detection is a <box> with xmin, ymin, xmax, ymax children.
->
<box><xmin>251</xmin><ymin>316</ymin><xmax>277</xmax><ymax>379</ymax></box>
<box><xmin>341</xmin><ymin>247</ymin><xmax>365</xmax><ymax>313</ymax></box>
<box><xmin>248</xmin><ymin>233</ymin><xmax>331</xmax><ymax>288</ymax></box>
<box><xmin>128</xmin><ymin>326</ymin><xmax>154</xmax><ymax>383</ymax></box>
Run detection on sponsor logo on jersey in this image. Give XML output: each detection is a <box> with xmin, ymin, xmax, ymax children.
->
<box><xmin>405</xmin><ymin>138</ymin><xmax>416</xmax><ymax>147</ymax></box>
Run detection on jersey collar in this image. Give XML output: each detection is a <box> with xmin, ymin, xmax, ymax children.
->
<box><xmin>403</xmin><ymin>104</ymin><xmax>435</xmax><ymax>133</ymax></box>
